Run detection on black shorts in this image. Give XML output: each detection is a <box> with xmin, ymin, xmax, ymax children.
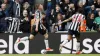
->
<box><xmin>31</xmin><ymin>25</ymin><xmax>46</xmax><ymax>36</ymax></box>
<box><xmin>68</xmin><ymin>29</ymin><xmax>80</xmax><ymax>37</ymax></box>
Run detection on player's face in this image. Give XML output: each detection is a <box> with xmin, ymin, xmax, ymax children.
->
<box><xmin>39</xmin><ymin>4</ymin><xmax>43</xmax><ymax>11</ymax></box>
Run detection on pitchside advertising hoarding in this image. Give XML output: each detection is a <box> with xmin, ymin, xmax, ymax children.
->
<box><xmin>0</xmin><ymin>32</ymin><xmax>100</xmax><ymax>54</ymax></box>
<box><xmin>0</xmin><ymin>33</ymin><xmax>60</xmax><ymax>54</ymax></box>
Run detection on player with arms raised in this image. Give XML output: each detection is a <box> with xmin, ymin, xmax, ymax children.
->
<box><xmin>16</xmin><ymin>4</ymin><xmax>53</xmax><ymax>51</ymax></box>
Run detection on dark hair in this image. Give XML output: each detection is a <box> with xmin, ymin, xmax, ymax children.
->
<box><xmin>77</xmin><ymin>8</ymin><xmax>84</xmax><ymax>14</ymax></box>
<box><xmin>87</xmin><ymin>12</ymin><xmax>95</xmax><ymax>18</ymax></box>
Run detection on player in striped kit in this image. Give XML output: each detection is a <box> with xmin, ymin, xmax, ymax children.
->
<box><xmin>16</xmin><ymin>4</ymin><xmax>53</xmax><ymax>51</ymax></box>
<box><xmin>59</xmin><ymin>9</ymin><xmax>85</xmax><ymax>54</ymax></box>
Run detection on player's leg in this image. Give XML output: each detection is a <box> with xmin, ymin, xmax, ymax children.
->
<box><xmin>59</xmin><ymin>30</ymin><xmax>73</xmax><ymax>51</ymax></box>
<box><xmin>75</xmin><ymin>32</ymin><xmax>81</xmax><ymax>54</ymax></box>
<box><xmin>16</xmin><ymin>34</ymin><xmax>36</xmax><ymax>43</ymax></box>
<box><xmin>60</xmin><ymin>30</ymin><xmax>73</xmax><ymax>46</ymax></box>
<box><xmin>16</xmin><ymin>25</ymin><xmax>37</xmax><ymax>43</ymax></box>
<box><xmin>60</xmin><ymin>34</ymin><xmax>72</xmax><ymax>47</ymax></box>
<box><xmin>40</xmin><ymin>29</ymin><xmax>53</xmax><ymax>51</ymax></box>
<box><xmin>44</xmin><ymin>33</ymin><xmax>53</xmax><ymax>51</ymax></box>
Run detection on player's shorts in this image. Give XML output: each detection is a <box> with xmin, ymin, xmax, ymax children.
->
<box><xmin>31</xmin><ymin>25</ymin><xmax>47</xmax><ymax>36</ymax></box>
<box><xmin>68</xmin><ymin>29</ymin><xmax>80</xmax><ymax>38</ymax></box>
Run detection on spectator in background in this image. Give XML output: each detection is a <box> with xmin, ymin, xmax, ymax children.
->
<box><xmin>94</xmin><ymin>0</ymin><xmax>100</xmax><ymax>11</ymax></box>
<box><xmin>94</xmin><ymin>11</ymin><xmax>100</xmax><ymax>24</ymax></box>
<box><xmin>51</xmin><ymin>4</ymin><xmax>63</xmax><ymax>23</ymax></box>
<box><xmin>23</xmin><ymin>2</ymin><xmax>31</xmax><ymax>17</ymax></box>
<box><xmin>0</xmin><ymin>3</ymin><xmax>9</xmax><ymax>17</ymax></box>
<box><xmin>24</xmin><ymin>0</ymin><xmax>35</xmax><ymax>11</ymax></box>
<box><xmin>0</xmin><ymin>4</ymin><xmax>6</xmax><ymax>18</ymax></box>
<box><xmin>85</xmin><ymin>5</ymin><xmax>98</xmax><ymax>18</ymax></box>
<box><xmin>87</xmin><ymin>13</ymin><xmax>96</xmax><ymax>31</ymax></box>
<box><xmin>61</xmin><ymin>0</ymin><xmax>70</xmax><ymax>14</ymax></box>
<box><xmin>51</xmin><ymin>13</ymin><xmax>64</xmax><ymax>32</ymax></box>
<box><xmin>62</xmin><ymin>0</ymin><xmax>75</xmax><ymax>30</ymax></box>
<box><xmin>20</xmin><ymin>10</ymin><xmax>31</xmax><ymax>33</ymax></box>
<box><xmin>51</xmin><ymin>0</ymin><xmax>56</xmax><ymax>9</ymax></box>
<box><xmin>2</xmin><ymin>0</ymin><xmax>13</xmax><ymax>17</ymax></box>
<box><xmin>70</xmin><ymin>0</ymin><xmax>78</xmax><ymax>6</ymax></box>
<box><xmin>79</xmin><ymin>0</ymin><xmax>86</xmax><ymax>5</ymax></box>
<box><xmin>12</xmin><ymin>0</ymin><xmax>22</xmax><ymax>18</ymax></box>
<box><xmin>56</xmin><ymin>13</ymin><xmax>64</xmax><ymax>31</ymax></box>
<box><xmin>45</xmin><ymin>0</ymin><xmax>52</xmax><ymax>32</ymax></box>
<box><xmin>94</xmin><ymin>11</ymin><xmax>100</xmax><ymax>31</ymax></box>
<box><xmin>85</xmin><ymin>0</ymin><xmax>94</xmax><ymax>6</ymax></box>
<box><xmin>0</xmin><ymin>3</ymin><xmax>8</xmax><ymax>33</ymax></box>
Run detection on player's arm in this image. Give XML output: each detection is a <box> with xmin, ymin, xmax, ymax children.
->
<box><xmin>57</xmin><ymin>18</ymin><xmax>72</xmax><ymax>26</ymax></box>
<box><xmin>62</xmin><ymin>18</ymin><xmax>72</xmax><ymax>23</ymax></box>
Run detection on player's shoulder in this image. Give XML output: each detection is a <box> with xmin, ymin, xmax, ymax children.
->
<box><xmin>35</xmin><ymin>10</ymin><xmax>40</xmax><ymax>13</ymax></box>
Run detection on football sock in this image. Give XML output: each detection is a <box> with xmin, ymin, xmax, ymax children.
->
<box><xmin>61</xmin><ymin>40</ymin><xmax>70</xmax><ymax>46</ymax></box>
<box><xmin>20</xmin><ymin>36</ymin><xmax>29</xmax><ymax>41</ymax></box>
<box><xmin>76</xmin><ymin>41</ymin><xmax>80</xmax><ymax>52</ymax></box>
<box><xmin>44</xmin><ymin>39</ymin><xmax>49</xmax><ymax>49</ymax></box>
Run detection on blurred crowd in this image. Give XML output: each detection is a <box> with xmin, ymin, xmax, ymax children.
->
<box><xmin>0</xmin><ymin>0</ymin><xmax>100</xmax><ymax>33</ymax></box>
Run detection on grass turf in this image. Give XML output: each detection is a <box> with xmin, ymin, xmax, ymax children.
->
<box><xmin>0</xmin><ymin>54</ymin><xmax>100</xmax><ymax>56</ymax></box>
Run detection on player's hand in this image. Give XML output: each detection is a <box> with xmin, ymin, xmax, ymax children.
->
<box><xmin>35</xmin><ymin>28</ymin><xmax>38</xmax><ymax>32</ymax></box>
<box><xmin>58</xmin><ymin>22</ymin><xmax>62</xmax><ymax>25</ymax></box>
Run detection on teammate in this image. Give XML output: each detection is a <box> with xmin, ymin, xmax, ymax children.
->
<box><xmin>59</xmin><ymin>9</ymin><xmax>85</xmax><ymax>54</ymax></box>
<box><xmin>16</xmin><ymin>4</ymin><xmax>53</xmax><ymax>51</ymax></box>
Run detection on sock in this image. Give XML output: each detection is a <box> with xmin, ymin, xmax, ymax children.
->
<box><xmin>76</xmin><ymin>41</ymin><xmax>80</xmax><ymax>52</ymax></box>
<box><xmin>20</xmin><ymin>36</ymin><xmax>29</xmax><ymax>41</ymax></box>
<box><xmin>61</xmin><ymin>40</ymin><xmax>70</xmax><ymax>46</ymax></box>
<box><xmin>44</xmin><ymin>39</ymin><xmax>49</xmax><ymax>49</ymax></box>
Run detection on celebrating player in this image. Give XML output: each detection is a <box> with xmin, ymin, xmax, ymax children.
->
<box><xmin>16</xmin><ymin>4</ymin><xmax>53</xmax><ymax>51</ymax></box>
<box><xmin>59</xmin><ymin>9</ymin><xmax>85</xmax><ymax>54</ymax></box>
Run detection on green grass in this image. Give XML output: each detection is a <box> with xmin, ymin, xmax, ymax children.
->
<box><xmin>0</xmin><ymin>54</ymin><xmax>100</xmax><ymax>56</ymax></box>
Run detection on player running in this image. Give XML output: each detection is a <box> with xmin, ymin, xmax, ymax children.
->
<box><xmin>16</xmin><ymin>4</ymin><xmax>53</xmax><ymax>51</ymax></box>
<box><xmin>59</xmin><ymin>9</ymin><xmax>85</xmax><ymax>54</ymax></box>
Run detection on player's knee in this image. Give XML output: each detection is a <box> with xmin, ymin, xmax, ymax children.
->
<box><xmin>68</xmin><ymin>37</ymin><xmax>72</xmax><ymax>40</ymax></box>
<box><xmin>44</xmin><ymin>33</ymin><xmax>48</xmax><ymax>39</ymax></box>
<box><xmin>29</xmin><ymin>35</ymin><xmax>34</xmax><ymax>40</ymax></box>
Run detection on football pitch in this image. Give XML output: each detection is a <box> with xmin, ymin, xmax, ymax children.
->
<box><xmin>0</xmin><ymin>54</ymin><xmax>100</xmax><ymax>56</ymax></box>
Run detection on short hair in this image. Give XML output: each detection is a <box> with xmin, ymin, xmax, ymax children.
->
<box><xmin>35</xmin><ymin>4</ymin><xmax>43</xmax><ymax>10</ymax></box>
<box><xmin>77</xmin><ymin>8</ymin><xmax>84</xmax><ymax>14</ymax></box>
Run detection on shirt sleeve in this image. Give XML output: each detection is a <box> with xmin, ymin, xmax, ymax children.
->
<box><xmin>34</xmin><ymin>11</ymin><xmax>40</xmax><ymax>19</ymax></box>
<box><xmin>71</xmin><ymin>14</ymin><xmax>75</xmax><ymax>19</ymax></box>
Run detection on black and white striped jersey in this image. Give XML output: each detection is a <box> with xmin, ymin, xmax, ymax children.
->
<box><xmin>34</xmin><ymin>10</ymin><xmax>44</xmax><ymax>29</ymax></box>
<box><xmin>68</xmin><ymin>13</ymin><xmax>85</xmax><ymax>31</ymax></box>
